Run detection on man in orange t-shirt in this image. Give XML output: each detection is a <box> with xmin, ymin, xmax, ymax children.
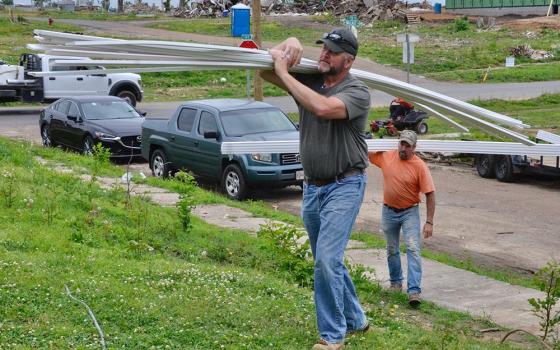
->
<box><xmin>369</xmin><ymin>130</ymin><xmax>435</xmax><ymax>307</ymax></box>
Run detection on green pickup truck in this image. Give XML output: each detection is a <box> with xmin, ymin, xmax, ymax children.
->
<box><xmin>141</xmin><ymin>99</ymin><xmax>303</xmax><ymax>200</ymax></box>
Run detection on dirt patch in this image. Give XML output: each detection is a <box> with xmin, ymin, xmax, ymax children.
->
<box><xmin>502</xmin><ymin>15</ymin><xmax>560</xmax><ymax>30</ymax></box>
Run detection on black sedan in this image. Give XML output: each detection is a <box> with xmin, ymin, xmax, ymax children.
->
<box><xmin>39</xmin><ymin>96</ymin><xmax>144</xmax><ymax>158</ymax></box>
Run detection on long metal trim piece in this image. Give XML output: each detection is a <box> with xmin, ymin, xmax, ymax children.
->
<box><xmin>536</xmin><ymin>130</ymin><xmax>560</xmax><ymax>144</ymax></box>
<box><xmin>413</xmin><ymin>102</ymin><xmax>469</xmax><ymax>132</ymax></box>
<box><xmin>221</xmin><ymin>140</ymin><xmax>560</xmax><ymax>157</ymax></box>
<box><xmin>28</xmin><ymin>30</ymin><xmax>536</xmax><ymax>145</ymax></box>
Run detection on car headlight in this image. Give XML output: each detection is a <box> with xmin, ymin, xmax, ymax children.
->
<box><xmin>95</xmin><ymin>131</ymin><xmax>119</xmax><ymax>140</ymax></box>
<box><xmin>251</xmin><ymin>153</ymin><xmax>272</xmax><ymax>163</ymax></box>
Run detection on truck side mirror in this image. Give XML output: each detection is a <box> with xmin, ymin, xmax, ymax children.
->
<box><xmin>204</xmin><ymin>131</ymin><xmax>219</xmax><ymax>139</ymax></box>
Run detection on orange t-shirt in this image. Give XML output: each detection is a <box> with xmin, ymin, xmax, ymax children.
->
<box><xmin>369</xmin><ymin>150</ymin><xmax>435</xmax><ymax>209</ymax></box>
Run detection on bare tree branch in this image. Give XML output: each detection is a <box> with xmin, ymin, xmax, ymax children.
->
<box><xmin>65</xmin><ymin>285</ymin><xmax>107</xmax><ymax>350</ymax></box>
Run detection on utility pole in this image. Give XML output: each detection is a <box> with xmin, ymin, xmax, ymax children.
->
<box><xmin>252</xmin><ymin>0</ymin><xmax>263</xmax><ymax>101</ymax></box>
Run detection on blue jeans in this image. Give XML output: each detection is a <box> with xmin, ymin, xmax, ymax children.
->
<box><xmin>382</xmin><ymin>205</ymin><xmax>422</xmax><ymax>294</ymax></box>
<box><xmin>302</xmin><ymin>174</ymin><xmax>368</xmax><ymax>343</ymax></box>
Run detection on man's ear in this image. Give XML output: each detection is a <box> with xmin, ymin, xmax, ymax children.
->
<box><xmin>344</xmin><ymin>56</ymin><xmax>354</xmax><ymax>70</ymax></box>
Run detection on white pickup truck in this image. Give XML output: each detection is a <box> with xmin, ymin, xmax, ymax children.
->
<box><xmin>0</xmin><ymin>53</ymin><xmax>143</xmax><ymax>106</ymax></box>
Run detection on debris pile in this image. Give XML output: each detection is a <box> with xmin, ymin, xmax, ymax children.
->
<box><xmin>509</xmin><ymin>44</ymin><xmax>554</xmax><ymax>60</ymax></box>
<box><xmin>268</xmin><ymin>0</ymin><xmax>432</xmax><ymax>23</ymax></box>
<box><xmin>124</xmin><ymin>1</ymin><xmax>163</xmax><ymax>14</ymax></box>
<box><xmin>143</xmin><ymin>0</ymin><xmax>433</xmax><ymax>23</ymax></box>
<box><xmin>173</xmin><ymin>0</ymin><xmax>232</xmax><ymax>18</ymax></box>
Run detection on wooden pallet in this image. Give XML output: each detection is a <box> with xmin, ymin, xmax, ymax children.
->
<box><xmin>406</xmin><ymin>13</ymin><xmax>421</xmax><ymax>24</ymax></box>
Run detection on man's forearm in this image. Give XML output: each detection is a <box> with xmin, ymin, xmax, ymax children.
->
<box><xmin>425</xmin><ymin>191</ymin><xmax>435</xmax><ymax>223</ymax></box>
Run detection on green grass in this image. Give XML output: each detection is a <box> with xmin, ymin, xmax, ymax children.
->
<box><xmin>141</xmin><ymin>70</ymin><xmax>287</xmax><ymax>101</ymax></box>
<box><xmin>0</xmin><ymin>14</ymin><xmax>287</xmax><ymax>102</ymax></box>
<box><xmin>0</xmin><ymin>15</ymin><xmax>83</xmax><ymax>65</ymax></box>
<box><xmin>359</xmin><ymin>21</ymin><xmax>560</xmax><ymax>82</ymax></box>
<box><xmin>147</xmin><ymin>16</ymin><xmax>560</xmax><ymax>83</ymax></box>
<box><xmin>425</xmin><ymin>61</ymin><xmax>560</xmax><ymax>83</ymax></box>
<box><xmin>363</xmin><ymin>93</ymin><xmax>560</xmax><ymax>142</ymax></box>
<box><xmin>0</xmin><ymin>137</ymin><xmax>540</xmax><ymax>349</ymax></box>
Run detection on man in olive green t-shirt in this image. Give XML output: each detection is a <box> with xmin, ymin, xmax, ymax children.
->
<box><xmin>261</xmin><ymin>28</ymin><xmax>370</xmax><ymax>350</ymax></box>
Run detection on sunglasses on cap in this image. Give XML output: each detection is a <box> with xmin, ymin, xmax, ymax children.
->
<box><xmin>323</xmin><ymin>32</ymin><xmax>346</xmax><ymax>43</ymax></box>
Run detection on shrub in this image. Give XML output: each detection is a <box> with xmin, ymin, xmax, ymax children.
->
<box><xmin>257</xmin><ymin>222</ymin><xmax>314</xmax><ymax>287</ymax></box>
<box><xmin>175</xmin><ymin>171</ymin><xmax>196</xmax><ymax>232</ymax></box>
<box><xmin>528</xmin><ymin>260</ymin><xmax>560</xmax><ymax>342</ymax></box>
<box><xmin>453</xmin><ymin>17</ymin><xmax>470</xmax><ymax>32</ymax></box>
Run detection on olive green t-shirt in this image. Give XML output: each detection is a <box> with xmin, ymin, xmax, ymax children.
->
<box><xmin>294</xmin><ymin>73</ymin><xmax>371</xmax><ymax>180</ymax></box>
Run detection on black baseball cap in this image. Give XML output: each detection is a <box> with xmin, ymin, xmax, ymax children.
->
<box><xmin>316</xmin><ymin>28</ymin><xmax>359</xmax><ymax>56</ymax></box>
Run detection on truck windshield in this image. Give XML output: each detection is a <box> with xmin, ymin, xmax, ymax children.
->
<box><xmin>220</xmin><ymin>108</ymin><xmax>296</xmax><ymax>137</ymax></box>
<box><xmin>81</xmin><ymin>101</ymin><xmax>141</xmax><ymax>120</ymax></box>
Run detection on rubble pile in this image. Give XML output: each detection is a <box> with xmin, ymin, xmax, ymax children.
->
<box><xmin>267</xmin><ymin>0</ymin><xmax>432</xmax><ymax>23</ymax></box>
<box><xmin>509</xmin><ymin>44</ymin><xmax>554</xmax><ymax>60</ymax></box>
<box><xmin>173</xmin><ymin>0</ymin><xmax>232</xmax><ymax>18</ymax></box>
<box><xmin>167</xmin><ymin>0</ymin><xmax>433</xmax><ymax>23</ymax></box>
<box><xmin>124</xmin><ymin>1</ymin><xmax>163</xmax><ymax>14</ymax></box>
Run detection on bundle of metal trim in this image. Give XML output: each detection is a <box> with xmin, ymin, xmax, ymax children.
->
<box><xmin>221</xmin><ymin>140</ymin><xmax>560</xmax><ymax>157</ymax></box>
<box><xmin>29</xmin><ymin>30</ymin><xmax>534</xmax><ymax>145</ymax></box>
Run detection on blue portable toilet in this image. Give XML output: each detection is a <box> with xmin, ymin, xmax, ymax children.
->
<box><xmin>434</xmin><ymin>3</ymin><xmax>442</xmax><ymax>13</ymax></box>
<box><xmin>231</xmin><ymin>3</ymin><xmax>251</xmax><ymax>37</ymax></box>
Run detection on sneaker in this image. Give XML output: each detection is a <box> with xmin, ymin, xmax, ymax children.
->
<box><xmin>346</xmin><ymin>321</ymin><xmax>370</xmax><ymax>335</ymax></box>
<box><xmin>312</xmin><ymin>339</ymin><xmax>345</xmax><ymax>350</ymax></box>
<box><xmin>389</xmin><ymin>283</ymin><xmax>402</xmax><ymax>292</ymax></box>
<box><xmin>408</xmin><ymin>292</ymin><xmax>422</xmax><ymax>307</ymax></box>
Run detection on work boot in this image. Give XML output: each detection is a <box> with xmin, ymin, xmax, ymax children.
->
<box><xmin>346</xmin><ymin>321</ymin><xmax>370</xmax><ymax>335</ymax></box>
<box><xmin>389</xmin><ymin>282</ymin><xmax>402</xmax><ymax>292</ymax></box>
<box><xmin>408</xmin><ymin>292</ymin><xmax>422</xmax><ymax>307</ymax></box>
<box><xmin>312</xmin><ymin>339</ymin><xmax>344</xmax><ymax>350</ymax></box>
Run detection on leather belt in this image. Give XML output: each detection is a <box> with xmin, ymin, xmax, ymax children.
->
<box><xmin>306</xmin><ymin>168</ymin><xmax>364</xmax><ymax>187</ymax></box>
<box><xmin>384</xmin><ymin>204</ymin><xmax>417</xmax><ymax>213</ymax></box>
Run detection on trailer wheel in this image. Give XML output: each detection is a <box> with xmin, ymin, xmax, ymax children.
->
<box><xmin>116</xmin><ymin>90</ymin><xmax>137</xmax><ymax>107</ymax></box>
<box><xmin>494</xmin><ymin>155</ymin><xmax>514</xmax><ymax>182</ymax></box>
<box><xmin>475</xmin><ymin>154</ymin><xmax>495</xmax><ymax>179</ymax></box>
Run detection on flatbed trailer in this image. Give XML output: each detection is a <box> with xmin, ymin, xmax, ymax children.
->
<box><xmin>475</xmin><ymin>130</ymin><xmax>560</xmax><ymax>182</ymax></box>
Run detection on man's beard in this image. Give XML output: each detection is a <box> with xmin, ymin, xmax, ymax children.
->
<box><xmin>399</xmin><ymin>151</ymin><xmax>409</xmax><ymax>160</ymax></box>
<box><xmin>318</xmin><ymin>61</ymin><xmax>343</xmax><ymax>76</ymax></box>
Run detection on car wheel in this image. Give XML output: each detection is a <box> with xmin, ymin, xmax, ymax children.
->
<box><xmin>41</xmin><ymin>125</ymin><xmax>54</xmax><ymax>147</ymax></box>
<box><xmin>494</xmin><ymin>155</ymin><xmax>514</xmax><ymax>182</ymax></box>
<box><xmin>150</xmin><ymin>149</ymin><xmax>171</xmax><ymax>178</ymax></box>
<box><xmin>116</xmin><ymin>90</ymin><xmax>137</xmax><ymax>107</ymax></box>
<box><xmin>82</xmin><ymin>135</ymin><xmax>94</xmax><ymax>156</ymax></box>
<box><xmin>475</xmin><ymin>154</ymin><xmax>495</xmax><ymax>178</ymax></box>
<box><xmin>415</xmin><ymin>121</ymin><xmax>428</xmax><ymax>135</ymax></box>
<box><xmin>222</xmin><ymin>164</ymin><xmax>247</xmax><ymax>200</ymax></box>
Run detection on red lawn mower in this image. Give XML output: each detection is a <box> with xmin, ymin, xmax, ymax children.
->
<box><xmin>370</xmin><ymin>98</ymin><xmax>429</xmax><ymax>136</ymax></box>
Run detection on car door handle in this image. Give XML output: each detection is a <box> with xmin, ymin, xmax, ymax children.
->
<box><xmin>49</xmin><ymin>77</ymin><xmax>56</xmax><ymax>81</ymax></box>
<box><xmin>77</xmin><ymin>77</ymin><xmax>83</xmax><ymax>81</ymax></box>
<box><xmin>194</xmin><ymin>141</ymin><xmax>199</xmax><ymax>146</ymax></box>
<box><xmin>170</xmin><ymin>136</ymin><xmax>175</xmax><ymax>141</ymax></box>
